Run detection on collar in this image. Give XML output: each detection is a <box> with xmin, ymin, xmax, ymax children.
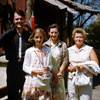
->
<box><xmin>44</xmin><ymin>39</ymin><xmax>62</xmax><ymax>48</ymax></box>
<box><xmin>71</xmin><ymin>44</ymin><xmax>86</xmax><ymax>52</ymax></box>
<box><xmin>34</xmin><ymin>46</ymin><xmax>48</xmax><ymax>56</ymax></box>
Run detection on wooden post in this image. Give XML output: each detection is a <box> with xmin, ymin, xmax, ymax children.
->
<box><xmin>26</xmin><ymin>0</ymin><xmax>34</xmax><ymax>23</ymax></box>
<box><xmin>66</xmin><ymin>12</ymin><xmax>73</xmax><ymax>47</ymax></box>
<box><xmin>0</xmin><ymin>21</ymin><xmax>1</xmax><ymax>36</ymax></box>
<box><xmin>0</xmin><ymin>20</ymin><xmax>4</xmax><ymax>53</ymax></box>
<box><xmin>26</xmin><ymin>0</ymin><xmax>31</xmax><ymax>23</ymax></box>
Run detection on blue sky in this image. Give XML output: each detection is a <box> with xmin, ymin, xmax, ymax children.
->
<box><xmin>73</xmin><ymin>0</ymin><xmax>100</xmax><ymax>28</ymax></box>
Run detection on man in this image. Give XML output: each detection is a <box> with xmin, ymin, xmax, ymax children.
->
<box><xmin>0</xmin><ymin>10</ymin><xmax>31</xmax><ymax>100</ymax></box>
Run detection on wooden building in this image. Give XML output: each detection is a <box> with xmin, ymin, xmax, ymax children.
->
<box><xmin>34</xmin><ymin>0</ymin><xmax>67</xmax><ymax>41</ymax></box>
<box><xmin>10</xmin><ymin>0</ymin><xmax>100</xmax><ymax>44</ymax></box>
<box><xmin>0</xmin><ymin>0</ymin><xmax>100</xmax><ymax>44</ymax></box>
<box><xmin>26</xmin><ymin>0</ymin><xmax>100</xmax><ymax>45</ymax></box>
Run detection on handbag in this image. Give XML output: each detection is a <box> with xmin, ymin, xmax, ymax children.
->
<box><xmin>34</xmin><ymin>74</ymin><xmax>51</xmax><ymax>90</ymax></box>
<box><xmin>22</xmin><ymin>74</ymin><xmax>51</xmax><ymax>98</ymax></box>
<box><xmin>72</xmin><ymin>71</ymin><xmax>90</xmax><ymax>86</ymax></box>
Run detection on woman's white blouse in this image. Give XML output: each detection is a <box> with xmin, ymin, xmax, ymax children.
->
<box><xmin>68</xmin><ymin>44</ymin><xmax>93</xmax><ymax>78</ymax></box>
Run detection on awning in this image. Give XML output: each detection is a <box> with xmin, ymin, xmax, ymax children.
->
<box><xmin>43</xmin><ymin>0</ymin><xmax>78</xmax><ymax>14</ymax></box>
<box><xmin>44</xmin><ymin>0</ymin><xmax>67</xmax><ymax>9</ymax></box>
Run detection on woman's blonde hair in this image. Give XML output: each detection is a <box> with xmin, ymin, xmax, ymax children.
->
<box><xmin>28</xmin><ymin>28</ymin><xmax>48</xmax><ymax>45</ymax></box>
<box><xmin>72</xmin><ymin>28</ymin><xmax>86</xmax><ymax>39</ymax></box>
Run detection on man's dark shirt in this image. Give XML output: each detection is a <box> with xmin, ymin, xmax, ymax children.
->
<box><xmin>0</xmin><ymin>27</ymin><xmax>31</xmax><ymax>60</ymax></box>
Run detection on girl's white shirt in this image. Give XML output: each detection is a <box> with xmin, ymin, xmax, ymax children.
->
<box><xmin>23</xmin><ymin>46</ymin><xmax>52</xmax><ymax>75</ymax></box>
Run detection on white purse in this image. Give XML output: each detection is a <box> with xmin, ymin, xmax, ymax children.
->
<box><xmin>34</xmin><ymin>73</ymin><xmax>51</xmax><ymax>90</ymax></box>
<box><xmin>72</xmin><ymin>71</ymin><xmax>90</xmax><ymax>86</ymax></box>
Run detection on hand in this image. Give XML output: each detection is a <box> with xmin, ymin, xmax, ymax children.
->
<box><xmin>36</xmin><ymin>70</ymin><xmax>44</xmax><ymax>75</ymax></box>
<box><xmin>68</xmin><ymin>66</ymin><xmax>76</xmax><ymax>72</ymax></box>
<box><xmin>78</xmin><ymin>65</ymin><xmax>85</xmax><ymax>72</ymax></box>
<box><xmin>43</xmin><ymin>66</ymin><xmax>50</xmax><ymax>71</ymax></box>
<box><xmin>57</xmin><ymin>72</ymin><xmax>63</xmax><ymax>78</ymax></box>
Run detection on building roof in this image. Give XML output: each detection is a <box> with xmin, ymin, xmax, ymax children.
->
<box><xmin>44</xmin><ymin>0</ymin><xmax>67</xmax><ymax>10</ymax></box>
<box><xmin>60</xmin><ymin>0</ymin><xmax>100</xmax><ymax>14</ymax></box>
<box><xmin>43</xmin><ymin>0</ymin><xmax>100</xmax><ymax>14</ymax></box>
<box><xmin>43</xmin><ymin>0</ymin><xmax>78</xmax><ymax>14</ymax></box>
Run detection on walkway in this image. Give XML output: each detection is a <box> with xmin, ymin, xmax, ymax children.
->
<box><xmin>0</xmin><ymin>55</ymin><xmax>100</xmax><ymax>100</ymax></box>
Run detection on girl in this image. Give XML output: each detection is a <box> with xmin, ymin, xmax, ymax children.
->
<box><xmin>22</xmin><ymin>28</ymin><xmax>52</xmax><ymax>100</ymax></box>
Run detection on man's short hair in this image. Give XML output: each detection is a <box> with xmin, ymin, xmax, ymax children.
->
<box><xmin>14</xmin><ymin>9</ymin><xmax>25</xmax><ymax>18</ymax></box>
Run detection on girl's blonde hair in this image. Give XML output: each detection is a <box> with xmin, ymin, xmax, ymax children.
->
<box><xmin>72</xmin><ymin>28</ymin><xmax>86</xmax><ymax>39</ymax></box>
<box><xmin>28</xmin><ymin>28</ymin><xmax>48</xmax><ymax>44</ymax></box>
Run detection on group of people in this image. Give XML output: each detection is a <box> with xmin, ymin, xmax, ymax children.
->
<box><xmin>0</xmin><ymin>9</ymin><xmax>100</xmax><ymax>100</ymax></box>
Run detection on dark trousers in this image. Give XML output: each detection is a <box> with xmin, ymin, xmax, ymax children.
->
<box><xmin>7</xmin><ymin>60</ymin><xmax>25</xmax><ymax>100</ymax></box>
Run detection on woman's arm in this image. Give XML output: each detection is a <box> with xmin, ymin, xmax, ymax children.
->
<box><xmin>62</xmin><ymin>43</ymin><xmax>69</xmax><ymax>67</ymax></box>
<box><xmin>77</xmin><ymin>49</ymin><xmax>100</xmax><ymax>72</ymax></box>
<box><xmin>90</xmin><ymin>49</ymin><xmax>99</xmax><ymax>65</ymax></box>
<box><xmin>58</xmin><ymin>43</ymin><xmax>69</xmax><ymax>76</ymax></box>
<box><xmin>59</xmin><ymin>64</ymin><xmax>66</xmax><ymax>74</ymax></box>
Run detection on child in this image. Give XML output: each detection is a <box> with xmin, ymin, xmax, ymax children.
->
<box><xmin>22</xmin><ymin>28</ymin><xmax>52</xmax><ymax>100</ymax></box>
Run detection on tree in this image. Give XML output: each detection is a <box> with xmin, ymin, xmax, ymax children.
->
<box><xmin>85</xmin><ymin>15</ymin><xmax>100</xmax><ymax>49</ymax></box>
<box><xmin>73</xmin><ymin>0</ymin><xmax>100</xmax><ymax>28</ymax></box>
<box><xmin>60</xmin><ymin>0</ymin><xmax>100</xmax><ymax>46</ymax></box>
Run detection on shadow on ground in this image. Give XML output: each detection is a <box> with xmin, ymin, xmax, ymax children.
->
<box><xmin>93</xmin><ymin>49</ymin><xmax>100</xmax><ymax>88</ymax></box>
<box><xmin>93</xmin><ymin>74</ymin><xmax>100</xmax><ymax>89</ymax></box>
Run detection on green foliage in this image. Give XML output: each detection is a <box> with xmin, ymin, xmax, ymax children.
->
<box><xmin>85</xmin><ymin>15</ymin><xmax>100</xmax><ymax>49</ymax></box>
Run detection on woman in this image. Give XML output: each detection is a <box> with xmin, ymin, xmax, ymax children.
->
<box><xmin>22</xmin><ymin>28</ymin><xmax>52</xmax><ymax>100</ymax></box>
<box><xmin>44</xmin><ymin>24</ymin><xmax>69</xmax><ymax>100</ymax></box>
<box><xmin>67</xmin><ymin>28</ymin><xmax>99</xmax><ymax>100</ymax></box>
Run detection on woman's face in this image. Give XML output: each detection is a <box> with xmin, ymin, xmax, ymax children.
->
<box><xmin>49</xmin><ymin>28</ymin><xmax>59</xmax><ymax>43</ymax></box>
<box><xmin>74</xmin><ymin>33</ymin><xmax>85</xmax><ymax>48</ymax></box>
<box><xmin>33</xmin><ymin>32</ymin><xmax>44</xmax><ymax>48</ymax></box>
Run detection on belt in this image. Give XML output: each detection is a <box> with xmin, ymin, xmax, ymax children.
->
<box><xmin>17</xmin><ymin>58</ymin><xmax>23</xmax><ymax>62</ymax></box>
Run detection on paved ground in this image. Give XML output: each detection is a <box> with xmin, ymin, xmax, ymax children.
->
<box><xmin>0</xmin><ymin>55</ymin><xmax>100</xmax><ymax>100</ymax></box>
<box><xmin>0</xmin><ymin>55</ymin><xmax>8</xmax><ymax>100</ymax></box>
<box><xmin>0</xmin><ymin>55</ymin><xmax>8</xmax><ymax>89</ymax></box>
